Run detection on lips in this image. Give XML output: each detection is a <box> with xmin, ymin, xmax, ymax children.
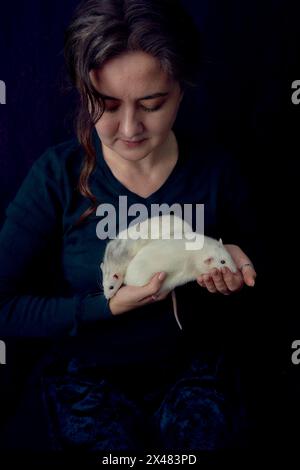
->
<box><xmin>121</xmin><ymin>138</ymin><xmax>146</xmax><ymax>147</ymax></box>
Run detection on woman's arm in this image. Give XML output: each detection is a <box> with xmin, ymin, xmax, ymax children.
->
<box><xmin>0</xmin><ymin>217</ymin><xmax>113</xmax><ymax>337</ymax></box>
<box><xmin>0</xmin><ymin>149</ymin><xmax>112</xmax><ymax>337</ymax></box>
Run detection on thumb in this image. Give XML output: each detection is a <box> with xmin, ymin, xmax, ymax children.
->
<box><xmin>143</xmin><ymin>271</ymin><xmax>166</xmax><ymax>297</ymax></box>
<box><xmin>241</xmin><ymin>265</ymin><xmax>257</xmax><ymax>287</ymax></box>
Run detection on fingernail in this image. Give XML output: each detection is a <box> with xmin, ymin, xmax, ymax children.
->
<box><xmin>249</xmin><ymin>279</ymin><xmax>255</xmax><ymax>287</ymax></box>
<box><xmin>158</xmin><ymin>272</ymin><xmax>166</xmax><ymax>281</ymax></box>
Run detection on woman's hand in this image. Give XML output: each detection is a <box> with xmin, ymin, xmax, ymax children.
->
<box><xmin>109</xmin><ymin>272</ymin><xmax>170</xmax><ymax>315</ymax></box>
<box><xmin>196</xmin><ymin>244</ymin><xmax>257</xmax><ymax>295</ymax></box>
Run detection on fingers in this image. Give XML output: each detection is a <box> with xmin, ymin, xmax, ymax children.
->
<box><xmin>111</xmin><ymin>272</ymin><xmax>169</xmax><ymax>314</ymax></box>
<box><xmin>210</xmin><ymin>268</ymin><xmax>231</xmax><ymax>294</ymax></box>
<box><xmin>240</xmin><ymin>264</ymin><xmax>257</xmax><ymax>287</ymax></box>
<box><xmin>197</xmin><ymin>271</ymin><xmax>221</xmax><ymax>294</ymax></box>
<box><xmin>147</xmin><ymin>271</ymin><xmax>166</xmax><ymax>295</ymax></box>
<box><xmin>221</xmin><ymin>267</ymin><xmax>244</xmax><ymax>291</ymax></box>
<box><xmin>138</xmin><ymin>290</ymin><xmax>170</xmax><ymax>305</ymax></box>
<box><xmin>197</xmin><ymin>269</ymin><xmax>230</xmax><ymax>294</ymax></box>
<box><xmin>224</xmin><ymin>244</ymin><xmax>256</xmax><ymax>287</ymax></box>
<box><xmin>197</xmin><ymin>268</ymin><xmax>244</xmax><ymax>294</ymax></box>
<box><xmin>152</xmin><ymin>290</ymin><xmax>170</xmax><ymax>301</ymax></box>
<box><xmin>139</xmin><ymin>272</ymin><xmax>167</xmax><ymax>302</ymax></box>
<box><xmin>140</xmin><ymin>290</ymin><xmax>169</xmax><ymax>305</ymax></box>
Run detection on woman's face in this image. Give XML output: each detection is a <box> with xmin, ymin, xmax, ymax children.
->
<box><xmin>90</xmin><ymin>51</ymin><xmax>183</xmax><ymax>162</ymax></box>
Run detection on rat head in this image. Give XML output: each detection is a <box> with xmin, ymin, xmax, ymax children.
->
<box><xmin>100</xmin><ymin>262</ymin><xmax>124</xmax><ymax>299</ymax></box>
<box><xmin>203</xmin><ymin>239</ymin><xmax>238</xmax><ymax>273</ymax></box>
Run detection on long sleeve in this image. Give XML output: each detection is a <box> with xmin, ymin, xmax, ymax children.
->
<box><xmin>0</xmin><ymin>147</ymin><xmax>112</xmax><ymax>337</ymax></box>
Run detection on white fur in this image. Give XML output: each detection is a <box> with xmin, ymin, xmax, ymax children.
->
<box><xmin>124</xmin><ymin>236</ymin><xmax>237</xmax><ymax>293</ymax></box>
<box><xmin>101</xmin><ymin>215</ymin><xmax>193</xmax><ymax>299</ymax></box>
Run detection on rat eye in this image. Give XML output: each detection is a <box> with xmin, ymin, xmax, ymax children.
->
<box><xmin>109</xmin><ymin>286</ymin><xmax>114</xmax><ymax>290</ymax></box>
<box><xmin>221</xmin><ymin>260</ymin><xmax>226</xmax><ymax>264</ymax></box>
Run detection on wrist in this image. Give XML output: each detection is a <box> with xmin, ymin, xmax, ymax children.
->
<box><xmin>109</xmin><ymin>296</ymin><xmax>123</xmax><ymax>315</ymax></box>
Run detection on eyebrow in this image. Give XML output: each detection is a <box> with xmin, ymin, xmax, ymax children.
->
<box><xmin>98</xmin><ymin>92</ymin><xmax>169</xmax><ymax>101</ymax></box>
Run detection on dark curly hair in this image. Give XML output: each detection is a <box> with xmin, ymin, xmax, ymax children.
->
<box><xmin>64</xmin><ymin>0</ymin><xmax>201</xmax><ymax>223</ymax></box>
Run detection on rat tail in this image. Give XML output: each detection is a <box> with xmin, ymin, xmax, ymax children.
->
<box><xmin>171</xmin><ymin>289</ymin><xmax>183</xmax><ymax>330</ymax></box>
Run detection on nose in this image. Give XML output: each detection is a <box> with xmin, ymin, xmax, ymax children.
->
<box><xmin>118</xmin><ymin>107</ymin><xmax>144</xmax><ymax>139</ymax></box>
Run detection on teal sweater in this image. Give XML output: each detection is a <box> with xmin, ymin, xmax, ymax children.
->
<box><xmin>0</xmin><ymin>130</ymin><xmax>256</xmax><ymax>362</ymax></box>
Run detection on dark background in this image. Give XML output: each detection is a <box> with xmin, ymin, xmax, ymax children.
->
<box><xmin>0</xmin><ymin>0</ymin><xmax>299</xmax><ymax>456</ymax></box>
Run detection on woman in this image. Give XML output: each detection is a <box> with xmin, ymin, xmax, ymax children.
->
<box><xmin>0</xmin><ymin>0</ymin><xmax>257</xmax><ymax>454</ymax></box>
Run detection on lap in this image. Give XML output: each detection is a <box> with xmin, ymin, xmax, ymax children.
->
<box><xmin>44</xmin><ymin>351</ymin><xmax>242</xmax><ymax>452</ymax></box>
<box><xmin>152</xmin><ymin>373</ymin><xmax>227</xmax><ymax>450</ymax></box>
<box><xmin>1</xmin><ymin>351</ymin><xmax>247</xmax><ymax>453</ymax></box>
<box><xmin>43</xmin><ymin>374</ymin><xmax>147</xmax><ymax>452</ymax></box>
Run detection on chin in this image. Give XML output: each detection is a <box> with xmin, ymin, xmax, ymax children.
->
<box><xmin>116</xmin><ymin>143</ymin><xmax>156</xmax><ymax>160</ymax></box>
<box><xmin>119</xmin><ymin>151</ymin><xmax>152</xmax><ymax>161</ymax></box>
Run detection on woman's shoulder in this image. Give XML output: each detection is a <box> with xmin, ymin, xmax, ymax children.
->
<box><xmin>33</xmin><ymin>137</ymin><xmax>83</xmax><ymax>180</ymax></box>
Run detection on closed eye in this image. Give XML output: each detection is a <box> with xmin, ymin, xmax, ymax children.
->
<box><xmin>105</xmin><ymin>104</ymin><xmax>163</xmax><ymax>113</ymax></box>
<box><xmin>140</xmin><ymin>104</ymin><xmax>163</xmax><ymax>112</ymax></box>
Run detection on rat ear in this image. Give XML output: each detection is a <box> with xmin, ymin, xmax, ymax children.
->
<box><xmin>204</xmin><ymin>257</ymin><xmax>214</xmax><ymax>265</ymax></box>
<box><xmin>100</xmin><ymin>262</ymin><xmax>104</xmax><ymax>272</ymax></box>
<box><xmin>113</xmin><ymin>274</ymin><xmax>119</xmax><ymax>279</ymax></box>
<box><xmin>218</xmin><ymin>238</ymin><xmax>223</xmax><ymax>246</ymax></box>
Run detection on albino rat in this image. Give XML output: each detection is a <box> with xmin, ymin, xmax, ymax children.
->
<box><xmin>101</xmin><ymin>214</ymin><xmax>193</xmax><ymax>299</ymax></box>
<box><xmin>124</xmin><ymin>237</ymin><xmax>237</xmax><ymax>329</ymax></box>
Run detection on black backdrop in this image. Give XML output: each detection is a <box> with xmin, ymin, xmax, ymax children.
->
<box><xmin>1</xmin><ymin>0</ymin><xmax>300</xmax><ymax>217</ymax></box>
<box><xmin>0</xmin><ymin>0</ymin><xmax>300</xmax><ymax>457</ymax></box>
<box><xmin>1</xmin><ymin>0</ymin><xmax>299</xmax><ymax>221</ymax></box>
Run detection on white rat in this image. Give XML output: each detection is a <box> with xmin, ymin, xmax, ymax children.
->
<box><xmin>101</xmin><ymin>214</ymin><xmax>193</xmax><ymax>299</ymax></box>
<box><xmin>124</xmin><ymin>237</ymin><xmax>237</xmax><ymax>329</ymax></box>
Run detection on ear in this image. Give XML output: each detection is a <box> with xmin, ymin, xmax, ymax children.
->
<box><xmin>100</xmin><ymin>262</ymin><xmax>104</xmax><ymax>272</ymax></box>
<box><xmin>204</xmin><ymin>257</ymin><xmax>214</xmax><ymax>265</ymax></box>
<box><xmin>218</xmin><ymin>238</ymin><xmax>223</xmax><ymax>246</ymax></box>
<box><xmin>113</xmin><ymin>273</ymin><xmax>119</xmax><ymax>279</ymax></box>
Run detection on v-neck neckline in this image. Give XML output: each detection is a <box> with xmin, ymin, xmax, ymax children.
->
<box><xmin>93</xmin><ymin>129</ymin><xmax>184</xmax><ymax>203</ymax></box>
